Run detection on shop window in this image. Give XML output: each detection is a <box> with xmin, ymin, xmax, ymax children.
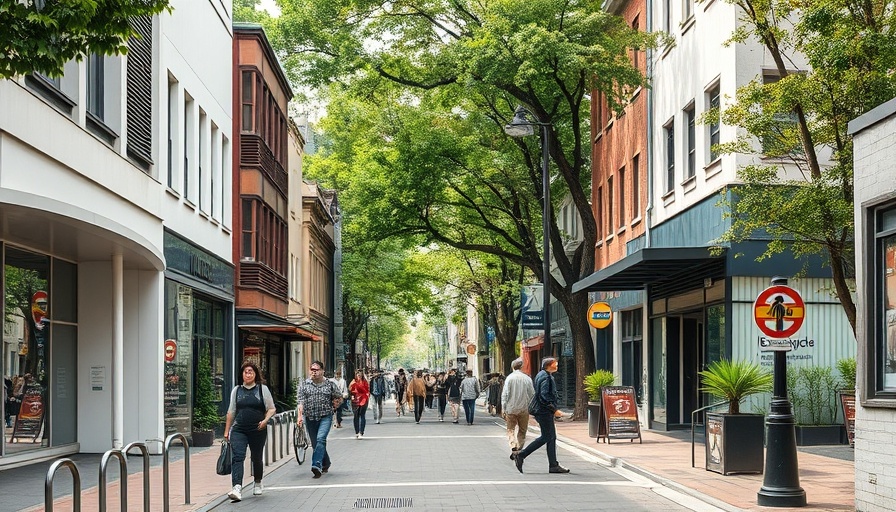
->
<box><xmin>622</xmin><ymin>309</ymin><xmax>643</xmax><ymax>402</ymax></box>
<box><xmin>868</xmin><ymin>204</ymin><xmax>896</xmax><ymax>398</ymax></box>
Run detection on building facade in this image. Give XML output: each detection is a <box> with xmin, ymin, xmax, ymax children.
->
<box><xmin>850</xmin><ymin>96</ymin><xmax>896</xmax><ymax>512</ymax></box>
<box><xmin>0</xmin><ymin>0</ymin><xmax>234</xmax><ymax>462</ymax></box>
<box><xmin>575</xmin><ymin>0</ymin><xmax>855</xmax><ymax>430</ymax></box>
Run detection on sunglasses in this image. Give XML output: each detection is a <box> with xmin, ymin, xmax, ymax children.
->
<box><xmin>310</xmin><ymin>367</ymin><xmax>322</xmax><ymax>371</ymax></box>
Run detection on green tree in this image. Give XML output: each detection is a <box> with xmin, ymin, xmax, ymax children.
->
<box><xmin>279</xmin><ymin>1</ymin><xmax>662</xmax><ymax>417</ymax></box>
<box><xmin>715</xmin><ymin>0</ymin><xmax>896</xmax><ymax>334</ymax></box>
<box><xmin>1</xmin><ymin>0</ymin><xmax>171</xmax><ymax>79</ymax></box>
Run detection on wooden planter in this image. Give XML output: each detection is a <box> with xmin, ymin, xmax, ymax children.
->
<box><xmin>705</xmin><ymin>413</ymin><xmax>765</xmax><ymax>475</ymax></box>
<box><xmin>191</xmin><ymin>430</ymin><xmax>215</xmax><ymax>447</ymax></box>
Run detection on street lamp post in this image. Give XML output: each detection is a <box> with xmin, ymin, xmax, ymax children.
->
<box><xmin>505</xmin><ymin>106</ymin><xmax>552</xmax><ymax>348</ymax></box>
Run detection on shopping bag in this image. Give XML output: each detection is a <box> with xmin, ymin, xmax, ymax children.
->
<box><xmin>216</xmin><ymin>439</ymin><xmax>232</xmax><ymax>475</ymax></box>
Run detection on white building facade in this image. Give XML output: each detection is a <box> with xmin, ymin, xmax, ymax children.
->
<box><xmin>0</xmin><ymin>0</ymin><xmax>233</xmax><ymax>464</ymax></box>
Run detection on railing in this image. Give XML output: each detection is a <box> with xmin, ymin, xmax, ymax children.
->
<box><xmin>45</xmin><ymin>458</ymin><xmax>81</xmax><ymax>512</ymax></box>
<box><xmin>691</xmin><ymin>400</ymin><xmax>731</xmax><ymax>467</ymax></box>
<box><xmin>99</xmin><ymin>449</ymin><xmax>128</xmax><ymax>512</ymax></box>
<box><xmin>163</xmin><ymin>433</ymin><xmax>190</xmax><ymax>511</ymax></box>
<box><xmin>263</xmin><ymin>410</ymin><xmax>297</xmax><ymax>467</ymax></box>
<box><xmin>123</xmin><ymin>442</ymin><xmax>150</xmax><ymax>511</ymax></box>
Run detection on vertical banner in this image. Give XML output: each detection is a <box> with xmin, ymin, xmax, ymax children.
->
<box><xmin>521</xmin><ymin>284</ymin><xmax>544</xmax><ymax>329</ymax></box>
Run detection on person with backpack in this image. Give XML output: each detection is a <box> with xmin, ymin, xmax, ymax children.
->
<box><xmin>223</xmin><ymin>362</ymin><xmax>276</xmax><ymax>502</ymax></box>
<box><xmin>369</xmin><ymin>370</ymin><xmax>387</xmax><ymax>424</ymax></box>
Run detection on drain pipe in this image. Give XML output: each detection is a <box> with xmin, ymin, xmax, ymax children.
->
<box><xmin>645</xmin><ymin>0</ymin><xmax>654</xmax><ymax>249</ymax></box>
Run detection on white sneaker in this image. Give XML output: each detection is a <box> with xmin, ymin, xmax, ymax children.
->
<box><xmin>359</xmin><ymin>433</ymin><xmax>364</xmax><ymax>439</ymax></box>
<box><xmin>376</xmin><ymin>420</ymin><xmax>381</xmax><ymax>424</ymax></box>
<box><xmin>356</xmin><ymin>433</ymin><xmax>360</xmax><ymax>439</ymax></box>
<box><xmin>228</xmin><ymin>484</ymin><xmax>242</xmax><ymax>501</ymax></box>
<box><xmin>253</xmin><ymin>482</ymin><xmax>263</xmax><ymax>495</ymax></box>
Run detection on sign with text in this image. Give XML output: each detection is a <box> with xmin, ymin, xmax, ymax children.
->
<box><xmin>754</xmin><ymin>285</ymin><xmax>805</xmax><ymax>351</ymax></box>
<box><xmin>521</xmin><ymin>284</ymin><xmax>544</xmax><ymax>329</ymax></box>
<box><xmin>587</xmin><ymin>302</ymin><xmax>613</xmax><ymax>329</ymax></box>
<box><xmin>840</xmin><ymin>392</ymin><xmax>856</xmax><ymax>447</ymax></box>
<box><xmin>599</xmin><ymin>386</ymin><xmax>642</xmax><ymax>443</ymax></box>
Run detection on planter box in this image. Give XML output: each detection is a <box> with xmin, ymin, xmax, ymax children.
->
<box><xmin>705</xmin><ymin>413</ymin><xmax>765</xmax><ymax>475</ymax></box>
<box><xmin>795</xmin><ymin>425</ymin><xmax>846</xmax><ymax>446</ymax></box>
<box><xmin>191</xmin><ymin>430</ymin><xmax>215</xmax><ymax>447</ymax></box>
<box><xmin>587</xmin><ymin>402</ymin><xmax>602</xmax><ymax>438</ymax></box>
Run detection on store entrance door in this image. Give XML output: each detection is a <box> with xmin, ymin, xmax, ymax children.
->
<box><xmin>681</xmin><ymin>313</ymin><xmax>704</xmax><ymax>425</ymax></box>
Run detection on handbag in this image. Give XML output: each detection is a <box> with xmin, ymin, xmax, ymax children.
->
<box><xmin>216</xmin><ymin>439</ymin><xmax>232</xmax><ymax>475</ymax></box>
<box><xmin>528</xmin><ymin>393</ymin><xmax>540</xmax><ymax>415</ymax></box>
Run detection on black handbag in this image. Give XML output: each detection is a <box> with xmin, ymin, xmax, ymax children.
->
<box><xmin>216</xmin><ymin>439</ymin><xmax>232</xmax><ymax>475</ymax></box>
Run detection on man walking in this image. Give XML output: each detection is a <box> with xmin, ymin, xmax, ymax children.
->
<box><xmin>370</xmin><ymin>370</ymin><xmax>387</xmax><ymax>424</ymax></box>
<box><xmin>459</xmin><ymin>369</ymin><xmax>481</xmax><ymax>425</ymax></box>
<box><xmin>502</xmin><ymin>358</ymin><xmax>534</xmax><ymax>460</ymax></box>
<box><xmin>297</xmin><ymin>360</ymin><xmax>343</xmax><ymax>478</ymax></box>
<box><xmin>514</xmin><ymin>357</ymin><xmax>569</xmax><ymax>474</ymax></box>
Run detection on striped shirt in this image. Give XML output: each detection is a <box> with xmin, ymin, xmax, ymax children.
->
<box><xmin>297</xmin><ymin>377</ymin><xmax>340</xmax><ymax>420</ymax></box>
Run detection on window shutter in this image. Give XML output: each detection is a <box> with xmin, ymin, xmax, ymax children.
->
<box><xmin>127</xmin><ymin>15</ymin><xmax>154</xmax><ymax>170</ymax></box>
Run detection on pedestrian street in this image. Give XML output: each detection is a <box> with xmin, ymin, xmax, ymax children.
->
<box><xmin>218</xmin><ymin>403</ymin><xmax>724</xmax><ymax>512</ymax></box>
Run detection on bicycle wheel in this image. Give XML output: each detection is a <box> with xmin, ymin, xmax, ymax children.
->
<box><xmin>294</xmin><ymin>425</ymin><xmax>308</xmax><ymax>465</ymax></box>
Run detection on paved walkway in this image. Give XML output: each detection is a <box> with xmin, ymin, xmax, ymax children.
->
<box><xmin>10</xmin><ymin>401</ymin><xmax>856</xmax><ymax>511</ymax></box>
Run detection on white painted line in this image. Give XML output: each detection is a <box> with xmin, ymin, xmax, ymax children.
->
<box><xmin>266</xmin><ymin>480</ymin><xmax>648</xmax><ymax>491</ymax></box>
<box><xmin>330</xmin><ymin>435</ymin><xmax>504</xmax><ymax>439</ymax></box>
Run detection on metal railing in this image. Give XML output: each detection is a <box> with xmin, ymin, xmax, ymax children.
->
<box><xmin>99</xmin><ymin>449</ymin><xmax>127</xmax><ymax>512</ymax></box>
<box><xmin>163</xmin><ymin>433</ymin><xmax>190</xmax><ymax>511</ymax></box>
<box><xmin>691</xmin><ymin>400</ymin><xmax>731</xmax><ymax>467</ymax></box>
<box><xmin>123</xmin><ymin>442</ymin><xmax>150</xmax><ymax>511</ymax></box>
<box><xmin>264</xmin><ymin>410</ymin><xmax>297</xmax><ymax>466</ymax></box>
<box><xmin>45</xmin><ymin>458</ymin><xmax>81</xmax><ymax>512</ymax></box>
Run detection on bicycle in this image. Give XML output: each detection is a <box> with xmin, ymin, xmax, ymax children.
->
<box><xmin>293</xmin><ymin>423</ymin><xmax>309</xmax><ymax>465</ymax></box>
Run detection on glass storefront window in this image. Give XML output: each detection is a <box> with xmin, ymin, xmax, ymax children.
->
<box><xmin>651</xmin><ymin>317</ymin><xmax>667</xmax><ymax>425</ymax></box>
<box><xmin>164</xmin><ymin>281</ymin><xmax>193</xmax><ymax>436</ymax></box>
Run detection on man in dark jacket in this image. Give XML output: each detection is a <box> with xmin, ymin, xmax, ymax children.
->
<box><xmin>514</xmin><ymin>357</ymin><xmax>570</xmax><ymax>474</ymax></box>
<box><xmin>370</xmin><ymin>371</ymin><xmax>387</xmax><ymax>424</ymax></box>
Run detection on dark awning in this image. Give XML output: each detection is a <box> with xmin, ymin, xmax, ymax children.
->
<box><xmin>237</xmin><ymin>310</ymin><xmax>321</xmax><ymax>341</ymax></box>
<box><xmin>572</xmin><ymin>247</ymin><xmax>725</xmax><ymax>293</ymax></box>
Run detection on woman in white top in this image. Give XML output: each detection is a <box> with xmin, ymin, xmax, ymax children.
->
<box><xmin>330</xmin><ymin>371</ymin><xmax>348</xmax><ymax>428</ymax></box>
<box><xmin>223</xmin><ymin>362</ymin><xmax>276</xmax><ymax>502</ymax></box>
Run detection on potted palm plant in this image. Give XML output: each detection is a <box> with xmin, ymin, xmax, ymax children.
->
<box><xmin>583</xmin><ymin>370</ymin><xmax>615</xmax><ymax>438</ymax></box>
<box><xmin>192</xmin><ymin>352</ymin><xmax>219</xmax><ymax>447</ymax></box>
<box><xmin>699</xmin><ymin>359</ymin><xmax>772</xmax><ymax>475</ymax></box>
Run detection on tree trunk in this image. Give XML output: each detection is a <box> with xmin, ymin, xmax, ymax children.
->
<box><xmin>555</xmin><ymin>290</ymin><xmax>595</xmax><ymax>420</ymax></box>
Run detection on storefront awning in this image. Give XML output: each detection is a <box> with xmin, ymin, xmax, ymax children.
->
<box><xmin>572</xmin><ymin>247</ymin><xmax>725</xmax><ymax>293</ymax></box>
<box><xmin>237</xmin><ymin>311</ymin><xmax>322</xmax><ymax>341</ymax></box>
<box><xmin>521</xmin><ymin>334</ymin><xmax>544</xmax><ymax>350</ymax></box>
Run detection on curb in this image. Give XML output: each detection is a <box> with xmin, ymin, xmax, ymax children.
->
<box><xmin>493</xmin><ymin>418</ymin><xmax>743</xmax><ymax>512</ymax></box>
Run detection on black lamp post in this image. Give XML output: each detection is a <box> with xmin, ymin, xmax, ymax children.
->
<box><xmin>505</xmin><ymin>106</ymin><xmax>552</xmax><ymax>348</ymax></box>
<box><xmin>757</xmin><ymin>276</ymin><xmax>806</xmax><ymax>507</ymax></box>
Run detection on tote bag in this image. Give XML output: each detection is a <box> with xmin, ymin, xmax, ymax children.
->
<box><xmin>216</xmin><ymin>439</ymin><xmax>232</xmax><ymax>475</ymax></box>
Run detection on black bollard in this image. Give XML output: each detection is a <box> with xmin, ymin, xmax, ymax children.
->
<box><xmin>757</xmin><ymin>276</ymin><xmax>806</xmax><ymax>507</ymax></box>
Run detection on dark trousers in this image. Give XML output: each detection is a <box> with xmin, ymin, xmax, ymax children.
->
<box><xmin>413</xmin><ymin>396</ymin><xmax>425</xmax><ymax>422</ymax></box>
<box><xmin>353</xmin><ymin>403</ymin><xmax>368</xmax><ymax>434</ymax></box>
<box><xmin>462</xmin><ymin>398</ymin><xmax>476</xmax><ymax>424</ymax></box>
<box><xmin>335</xmin><ymin>402</ymin><xmax>346</xmax><ymax>426</ymax></box>
<box><xmin>230</xmin><ymin>426</ymin><xmax>267</xmax><ymax>486</ymax></box>
<box><xmin>436</xmin><ymin>395</ymin><xmax>447</xmax><ymax>418</ymax></box>
<box><xmin>425</xmin><ymin>394</ymin><xmax>434</xmax><ymax>408</ymax></box>
<box><xmin>517</xmin><ymin>413</ymin><xmax>558</xmax><ymax>467</ymax></box>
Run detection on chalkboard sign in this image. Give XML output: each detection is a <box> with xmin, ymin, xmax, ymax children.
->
<box><xmin>839</xmin><ymin>392</ymin><xmax>856</xmax><ymax>447</ymax></box>
<box><xmin>599</xmin><ymin>386</ymin><xmax>642</xmax><ymax>444</ymax></box>
<box><xmin>11</xmin><ymin>388</ymin><xmax>44</xmax><ymax>443</ymax></box>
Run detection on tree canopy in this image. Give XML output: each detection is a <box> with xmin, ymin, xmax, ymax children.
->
<box><xmin>0</xmin><ymin>0</ymin><xmax>171</xmax><ymax>79</ymax></box>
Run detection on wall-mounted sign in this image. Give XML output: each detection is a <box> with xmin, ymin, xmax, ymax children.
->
<box><xmin>164</xmin><ymin>339</ymin><xmax>177</xmax><ymax>362</ymax></box>
<box><xmin>465</xmin><ymin>344</ymin><xmax>476</xmax><ymax>356</ymax></box>
<box><xmin>753</xmin><ymin>285</ymin><xmax>805</xmax><ymax>350</ymax></box>
<box><xmin>587</xmin><ymin>302</ymin><xmax>613</xmax><ymax>329</ymax></box>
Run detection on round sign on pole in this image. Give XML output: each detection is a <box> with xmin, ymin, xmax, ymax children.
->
<box><xmin>753</xmin><ymin>285</ymin><xmax>805</xmax><ymax>339</ymax></box>
<box><xmin>587</xmin><ymin>302</ymin><xmax>613</xmax><ymax>329</ymax></box>
<box><xmin>164</xmin><ymin>339</ymin><xmax>177</xmax><ymax>362</ymax></box>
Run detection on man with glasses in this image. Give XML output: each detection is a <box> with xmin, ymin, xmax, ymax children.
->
<box><xmin>297</xmin><ymin>361</ymin><xmax>343</xmax><ymax>478</ymax></box>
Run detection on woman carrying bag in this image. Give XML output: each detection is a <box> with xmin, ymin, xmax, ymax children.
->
<box><xmin>223</xmin><ymin>362</ymin><xmax>276</xmax><ymax>502</ymax></box>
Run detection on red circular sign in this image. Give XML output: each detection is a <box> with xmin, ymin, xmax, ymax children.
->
<box><xmin>164</xmin><ymin>340</ymin><xmax>177</xmax><ymax>362</ymax></box>
<box><xmin>753</xmin><ymin>285</ymin><xmax>805</xmax><ymax>338</ymax></box>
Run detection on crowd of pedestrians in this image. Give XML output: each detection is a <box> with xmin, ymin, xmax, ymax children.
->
<box><xmin>221</xmin><ymin>355</ymin><xmax>571</xmax><ymax>502</ymax></box>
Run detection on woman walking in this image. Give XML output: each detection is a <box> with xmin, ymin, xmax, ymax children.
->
<box><xmin>223</xmin><ymin>362</ymin><xmax>276</xmax><ymax>502</ymax></box>
<box><xmin>486</xmin><ymin>373</ymin><xmax>504</xmax><ymax>416</ymax></box>
<box><xmin>349</xmin><ymin>370</ymin><xmax>370</xmax><ymax>438</ymax></box>
<box><xmin>331</xmin><ymin>370</ymin><xmax>348</xmax><ymax>428</ymax></box>
<box><xmin>459</xmin><ymin>369</ymin><xmax>481</xmax><ymax>425</ymax></box>
<box><xmin>445</xmin><ymin>368</ymin><xmax>462</xmax><ymax>423</ymax></box>
<box><xmin>407</xmin><ymin>370</ymin><xmax>427</xmax><ymax>424</ymax></box>
<box><xmin>434</xmin><ymin>372</ymin><xmax>448</xmax><ymax>422</ymax></box>
<box><xmin>394</xmin><ymin>369</ymin><xmax>408</xmax><ymax>416</ymax></box>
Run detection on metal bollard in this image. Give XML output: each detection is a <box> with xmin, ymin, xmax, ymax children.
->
<box><xmin>272</xmin><ymin>416</ymin><xmax>281</xmax><ymax>461</ymax></box>
<box><xmin>45</xmin><ymin>458</ymin><xmax>81</xmax><ymax>512</ymax></box>
<box><xmin>265</xmin><ymin>420</ymin><xmax>274</xmax><ymax>466</ymax></box>
<box><xmin>163</xmin><ymin>433</ymin><xmax>191</xmax><ymax>512</ymax></box>
<box><xmin>99</xmin><ymin>449</ymin><xmax>128</xmax><ymax>512</ymax></box>
<box><xmin>123</xmin><ymin>442</ymin><xmax>151</xmax><ymax>511</ymax></box>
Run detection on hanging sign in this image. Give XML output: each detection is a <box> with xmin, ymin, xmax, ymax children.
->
<box><xmin>587</xmin><ymin>302</ymin><xmax>613</xmax><ymax>329</ymax></box>
<box><xmin>753</xmin><ymin>285</ymin><xmax>805</xmax><ymax>350</ymax></box>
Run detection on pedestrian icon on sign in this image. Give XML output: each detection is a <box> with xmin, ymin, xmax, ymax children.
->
<box><xmin>767</xmin><ymin>296</ymin><xmax>787</xmax><ymax>332</ymax></box>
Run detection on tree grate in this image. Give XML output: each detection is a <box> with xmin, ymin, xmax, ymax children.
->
<box><xmin>353</xmin><ymin>497</ymin><xmax>413</xmax><ymax>509</ymax></box>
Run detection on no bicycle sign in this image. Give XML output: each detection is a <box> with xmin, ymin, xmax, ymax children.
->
<box><xmin>753</xmin><ymin>285</ymin><xmax>805</xmax><ymax>351</ymax></box>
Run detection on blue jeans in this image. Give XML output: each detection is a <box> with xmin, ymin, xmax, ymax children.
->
<box><xmin>229</xmin><ymin>426</ymin><xmax>267</xmax><ymax>486</ymax></box>
<box><xmin>462</xmin><ymin>399</ymin><xmax>476</xmax><ymax>424</ymax></box>
<box><xmin>517</xmin><ymin>412</ymin><xmax>558</xmax><ymax>467</ymax></box>
<box><xmin>304</xmin><ymin>414</ymin><xmax>332</xmax><ymax>470</ymax></box>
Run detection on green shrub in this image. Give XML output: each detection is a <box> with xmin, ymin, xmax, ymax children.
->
<box><xmin>192</xmin><ymin>352</ymin><xmax>220</xmax><ymax>431</ymax></box>
<box><xmin>698</xmin><ymin>360</ymin><xmax>773</xmax><ymax>414</ymax></box>
<box><xmin>583</xmin><ymin>370</ymin><xmax>616</xmax><ymax>402</ymax></box>
<box><xmin>787</xmin><ymin>365</ymin><xmax>839</xmax><ymax>425</ymax></box>
<box><xmin>836</xmin><ymin>357</ymin><xmax>857</xmax><ymax>392</ymax></box>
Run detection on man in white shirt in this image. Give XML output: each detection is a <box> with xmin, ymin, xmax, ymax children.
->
<box><xmin>501</xmin><ymin>358</ymin><xmax>535</xmax><ymax>460</ymax></box>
